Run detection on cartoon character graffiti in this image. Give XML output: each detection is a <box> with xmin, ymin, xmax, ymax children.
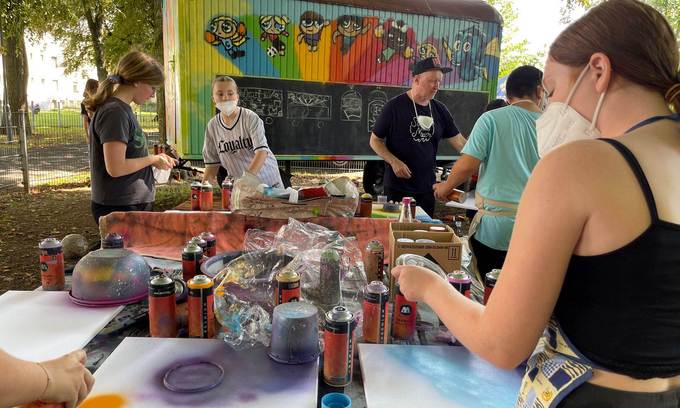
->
<box><xmin>205</xmin><ymin>16</ymin><xmax>249</xmax><ymax>59</ymax></box>
<box><xmin>260</xmin><ymin>15</ymin><xmax>290</xmax><ymax>57</ymax></box>
<box><xmin>443</xmin><ymin>26</ymin><xmax>489</xmax><ymax>81</ymax></box>
<box><xmin>332</xmin><ymin>15</ymin><xmax>371</xmax><ymax>54</ymax></box>
<box><xmin>374</xmin><ymin>20</ymin><xmax>414</xmax><ymax>64</ymax></box>
<box><xmin>296</xmin><ymin>11</ymin><xmax>329</xmax><ymax>52</ymax></box>
<box><xmin>417</xmin><ymin>42</ymin><xmax>439</xmax><ymax>61</ymax></box>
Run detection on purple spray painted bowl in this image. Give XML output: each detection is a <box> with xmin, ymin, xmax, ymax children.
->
<box><xmin>70</xmin><ymin>248</ymin><xmax>150</xmax><ymax>307</ymax></box>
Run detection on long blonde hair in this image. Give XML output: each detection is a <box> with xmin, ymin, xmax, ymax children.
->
<box><xmin>85</xmin><ymin>51</ymin><xmax>164</xmax><ymax>112</ymax></box>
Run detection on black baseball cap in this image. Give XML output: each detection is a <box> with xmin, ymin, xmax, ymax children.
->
<box><xmin>410</xmin><ymin>57</ymin><xmax>452</xmax><ymax>76</ymax></box>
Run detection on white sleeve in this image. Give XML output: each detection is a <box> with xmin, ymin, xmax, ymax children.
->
<box><xmin>202</xmin><ymin>121</ymin><xmax>221</xmax><ymax>164</ymax></box>
<box><xmin>247</xmin><ymin>111</ymin><xmax>270</xmax><ymax>152</ymax></box>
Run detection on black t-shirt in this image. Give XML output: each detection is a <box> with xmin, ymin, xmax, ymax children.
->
<box><xmin>373</xmin><ymin>93</ymin><xmax>458</xmax><ymax>193</ymax></box>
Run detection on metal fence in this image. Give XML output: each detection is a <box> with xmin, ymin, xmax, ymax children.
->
<box><xmin>289</xmin><ymin>160</ymin><xmax>365</xmax><ymax>174</ymax></box>
<box><xmin>0</xmin><ymin>105</ymin><xmax>159</xmax><ymax>191</ymax></box>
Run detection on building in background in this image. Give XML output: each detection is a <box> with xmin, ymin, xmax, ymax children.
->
<box><xmin>0</xmin><ymin>34</ymin><xmax>98</xmax><ymax>111</ymax></box>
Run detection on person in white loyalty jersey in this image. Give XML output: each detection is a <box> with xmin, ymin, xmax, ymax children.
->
<box><xmin>202</xmin><ymin>76</ymin><xmax>283</xmax><ymax>188</ymax></box>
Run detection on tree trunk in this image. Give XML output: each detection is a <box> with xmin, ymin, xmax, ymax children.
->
<box><xmin>81</xmin><ymin>0</ymin><xmax>107</xmax><ymax>81</ymax></box>
<box><xmin>1</xmin><ymin>26</ymin><xmax>32</xmax><ymax>136</ymax></box>
<box><xmin>151</xmin><ymin>0</ymin><xmax>166</xmax><ymax>144</ymax></box>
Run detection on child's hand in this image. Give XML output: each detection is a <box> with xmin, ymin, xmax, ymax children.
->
<box><xmin>391</xmin><ymin>265</ymin><xmax>443</xmax><ymax>303</ymax></box>
<box><xmin>152</xmin><ymin>154</ymin><xmax>175</xmax><ymax>170</ymax></box>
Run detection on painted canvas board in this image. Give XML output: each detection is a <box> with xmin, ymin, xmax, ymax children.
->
<box><xmin>359</xmin><ymin>344</ymin><xmax>523</xmax><ymax>408</ymax></box>
<box><xmin>0</xmin><ymin>290</ymin><xmax>122</xmax><ymax>361</ymax></box>
<box><xmin>83</xmin><ymin>337</ymin><xmax>318</xmax><ymax>408</ymax></box>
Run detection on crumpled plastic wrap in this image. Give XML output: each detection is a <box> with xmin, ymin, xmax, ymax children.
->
<box><xmin>215</xmin><ymin>219</ymin><xmax>367</xmax><ymax>349</ymax></box>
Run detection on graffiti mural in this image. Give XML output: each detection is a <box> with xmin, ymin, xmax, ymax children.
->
<box><xmin>205</xmin><ymin>16</ymin><xmax>249</xmax><ymax>59</ymax></box>
<box><xmin>332</xmin><ymin>15</ymin><xmax>371</xmax><ymax>55</ymax></box>
<box><xmin>200</xmin><ymin>0</ymin><xmax>501</xmax><ymax>89</ymax></box>
<box><xmin>374</xmin><ymin>19</ymin><xmax>414</xmax><ymax>64</ymax></box>
<box><xmin>297</xmin><ymin>11</ymin><xmax>330</xmax><ymax>52</ymax></box>
<box><xmin>443</xmin><ymin>26</ymin><xmax>490</xmax><ymax>82</ymax></box>
<box><xmin>260</xmin><ymin>15</ymin><xmax>290</xmax><ymax>57</ymax></box>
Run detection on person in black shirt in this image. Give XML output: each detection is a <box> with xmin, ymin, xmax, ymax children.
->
<box><xmin>369</xmin><ymin>57</ymin><xmax>465</xmax><ymax>216</ymax></box>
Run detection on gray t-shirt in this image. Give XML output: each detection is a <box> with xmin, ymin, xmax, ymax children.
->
<box><xmin>90</xmin><ymin>97</ymin><xmax>154</xmax><ymax>205</ymax></box>
<box><xmin>202</xmin><ymin>107</ymin><xmax>283</xmax><ymax>188</ymax></box>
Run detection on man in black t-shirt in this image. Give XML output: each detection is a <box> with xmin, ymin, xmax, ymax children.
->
<box><xmin>369</xmin><ymin>57</ymin><xmax>466</xmax><ymax>217</ymax></box>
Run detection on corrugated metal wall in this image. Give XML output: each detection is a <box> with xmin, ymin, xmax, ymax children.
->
<box><xmin>168</xmin><ymin>0</ymin><xmax>502</xmax><ymax>158</ymax></box>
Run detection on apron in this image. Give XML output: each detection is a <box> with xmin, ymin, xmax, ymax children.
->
<box><xmin>468</xmin><ymin>191</ymin><xmax>518</xmax><ymax>284</ymax></box>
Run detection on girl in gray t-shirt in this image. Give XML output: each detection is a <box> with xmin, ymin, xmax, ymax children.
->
<box><xmin>202</xmin><ymin>76</ymin><xmax>283</xmax><ymax>188</ymax></box>
<box><xmin>84</xmin><ymin>51</ymin><xmax>175</xmax><ymax>224</ymax></box>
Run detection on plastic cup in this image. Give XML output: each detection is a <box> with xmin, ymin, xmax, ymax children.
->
<box><xmin>321</xmin><ymin>392</ymin><xmax>351</xmax><ymax>408</ymax></box>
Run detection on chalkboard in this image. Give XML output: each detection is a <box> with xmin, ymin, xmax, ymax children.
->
<box><xmin>231</xmin><ymin>76</ymin><xmax>488</xmax><ymax>157</ymax></box>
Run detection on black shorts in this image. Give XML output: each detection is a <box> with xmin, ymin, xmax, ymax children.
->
<box><xmin>91</xmin><ymin>201</ymin><xmax>153</xmax><ymax>225</ymax></box>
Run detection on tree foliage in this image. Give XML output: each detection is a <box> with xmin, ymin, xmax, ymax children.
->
<box><xmin>561</xmin><ymin>0</ymin><xmax>680</xmax><ymax>37</ymax></box>
<box><xmin>488</xmin><ymin>0</ymin><xmax>546</xmax><ymax>79</ymax></box>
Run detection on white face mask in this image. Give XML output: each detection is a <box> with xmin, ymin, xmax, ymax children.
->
<box><xmin>536</xmin><ymin>66</ymin><xmax>606</xmax><ymax>157</ymax></box>
<box><xmin>216</xmin><ymin>100</ymin><xmax>238</xmax><ymax>116</ymax></box>
<box><xmin>412</xmin><ymin>97</ymin><xmax>435</xmax><ymax>131</ymax></box>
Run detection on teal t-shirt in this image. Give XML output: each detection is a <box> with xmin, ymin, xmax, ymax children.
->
<box><xmin>461</xmin><ymin>105</ymin><xmax>541</xmax><ymax>250</ymax></box>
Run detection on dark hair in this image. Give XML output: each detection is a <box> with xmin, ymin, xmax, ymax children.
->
<box><xmin>550</xmin><ymin>0</ymin><xmax>679</xmax><ymax>112</ymax></box>
<box><xmin>506</xmin><ymin>66</ymin><xmax>543</xmax><ymax>100</ymax></box>
<box><xmin>301</xmin><ymin>11</ymin><xmax>324</xmax><ymax>24</ymax></box>
<box><xmin>85</xmin><ymin>51</ymin><xmax>164</xmax><ymax>112</ymax></box>
<box><xmin>83</xmin><ymin>79</ymin><xmax>99</xmax><ymax>98</ymax></box>
<box><xmin>485</xmin><ymin>99</ymin><xmax>508</xmax><ymax>112</ymax></box>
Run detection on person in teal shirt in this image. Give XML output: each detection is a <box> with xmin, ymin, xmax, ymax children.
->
<box><xmin>433</xmin><ymin>65</ymin><xmax>545</xmax><ymax>280</ymax></box>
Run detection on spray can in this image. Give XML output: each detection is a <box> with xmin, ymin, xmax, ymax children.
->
<box><xmin>221</xmin><ymin>177</ymin><xmax>233</xmax><ymax>210</ymax></box>
<box><xmin>190</xmin><ymin>181</ymin><xmax>202</xmax><ymax>211</ymax></box>
<box><xmin>448</xmin><ymin>270</ymin><xmax>471</xmax><ymax>298</ymax></box>
<box><xmin>362</xmin><ymin>240</ymin><xmax>384</xmax><ymax>283</ymax></box>
<box><xmin>319</xmin><ymin>249</ymin><xmax>341</xmax><ymax>307</ymax></box>
<box><xmin>181</xmin><ymin>242</ymin><xmax>203</xmax><ymax>282</ymax></box>
<box><xmin>274</xmin><ymin>269</ymin><xmax>301</xmax><ymax>305</ymax></box>
<box><xmin>149</xmin><ymin>275</ymin><xmax>177</xmax><ymax>338</ymax></box>
<box><xmin>200</xmin><ymin>181</ymin><xmax>213</xmax><ymax>211</ymax></box>
<box><xmin>323</xmin><ymin>306</ymin><xmax>357</xmax><ymax>387</ymax></box>
<box><xmin>38</xmin><ymin>238</ymin><xmax>65</xmax><ymax>291</ymax></box>
<box><xmin>392</xmin><ymin>284</ymin><xmax>417</xmax><ymax>340</ymax></box>
<box><xmin>199</xmin><ymin>231</ymin><xmax>217</xmax><ymax>258</ymax></box>
<box><xmin>101</xmin><ymin>232</ymin><xmax>124</xmax><ymax>249</ymax></box>
<box><xmin>189</xmin><ymin>236</ymin><xmax>208</xmax><ymax>262</ymax></box>
<box><xmin>359</xmin><ymin>193</ymin><xmax>373</xmax><ymax>217</ymax></box>
<box><xmin>362</xmin><ymin>281</ymin><xmax>389</xmax><ymax>344</ymax></box>
<box><xmin>484</xmin><ymin>269</ymin><xmax>500</xmax><ymax>305</ymax></box>
<box><xmin>188</xmin><ymin>274</ymin><xmax>215</xmax><ymax>338</ymax></box>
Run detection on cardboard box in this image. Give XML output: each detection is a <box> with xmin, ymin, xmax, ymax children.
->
<box><xmin>388</xmin><ymin>222</ymin><xmax>462</xmax><ymax>297</ymax></box>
